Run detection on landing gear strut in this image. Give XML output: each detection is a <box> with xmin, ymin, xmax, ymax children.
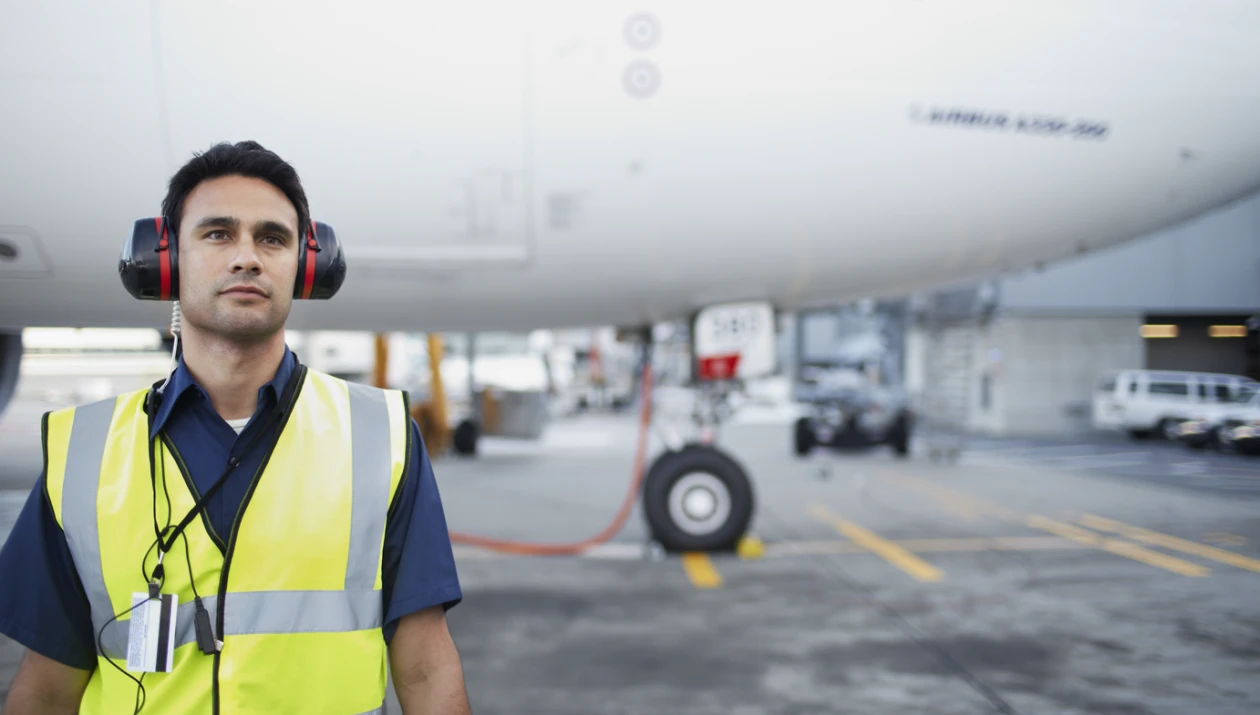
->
<box><xmin>641</xmin><ymin>363</ymin><xmax>754</xmax><ymax>552</ymax></box>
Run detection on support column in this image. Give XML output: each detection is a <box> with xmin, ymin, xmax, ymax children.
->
<box><xmin>417</xmin><ymin>333</ymin><xmax>451</xmax><ymax>455</ymax></box>
<box><xmin>373</xmin><ymin>333</ymin><xmax>389</xmax><ymax>388</ymax></box>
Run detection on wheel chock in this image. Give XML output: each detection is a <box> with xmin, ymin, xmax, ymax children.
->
<box><xmin>736</xmin><ymin>534</ymin><xmax>765</xmax><ymax>560</ymax></box>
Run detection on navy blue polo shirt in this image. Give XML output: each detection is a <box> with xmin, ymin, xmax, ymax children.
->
<box><xmin>0</xmin><ymin>347</ymin><xmax>461</xmax><ymax>670</ymax></box>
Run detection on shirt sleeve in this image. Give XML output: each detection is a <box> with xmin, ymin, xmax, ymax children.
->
<box><xmin>0</xmin><ymin>472</ymin><xmax>98</xmax><ymax>670</ymax></box>
<box><xmin>380</xmin><ymin>419</ymin><xmax>463</xmax><ymax>643</ymax></box>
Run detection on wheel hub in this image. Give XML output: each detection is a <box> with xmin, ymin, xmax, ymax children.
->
<box><xmin>668</xmin><ymin>472</ymin><xmax>732</xmax><ymax>536</ymax></box>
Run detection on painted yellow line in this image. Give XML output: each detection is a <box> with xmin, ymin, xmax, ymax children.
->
<box><xmin>1025</xmin><ymin>515</ymin><xmax>1208</xmax><ymax>577</ymax></box>
<box><xmin>763</xmin><ymin>536</ymin><xmax>1087</xmax><ymax>557</ymax></box>
<box><xmin>1079</xmin><ymin>515</ymin><xmax>1260</xmax><ymax>574</ymax></box>
<box><xmin>896</xmin><ymin>536</ymin><xmax>1083</xmax><ymax>552</ymax></box>
<box><xmin>681</xmin><ymin>552</ymin><xmax>723</xmax><ymax>589</ymax></box>
<box><xmin>1202</xmin><ymin>533</ymin><xmax>1248</xmax><ymax>547</ymax></box>
<box><xmin>809</xmin><ymin>507</ymin><xmax>943</xmax><ymax>582</ymax></box>
<box><xmin>883</xmin><ymin>473</ymin><xmax>1023</xmax><ymax>522</ymax></box>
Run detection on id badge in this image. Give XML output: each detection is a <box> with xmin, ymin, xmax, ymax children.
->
<box><xmin>127</xmin><ymin>592</ymin><xmax>178</xmax><ymax>673</ymax></box>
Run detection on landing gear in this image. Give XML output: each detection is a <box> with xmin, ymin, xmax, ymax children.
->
<box><xmin>641</xmin><ymin>336</ymin><xmax>755</xmax><ymax>552</ymax></box>
<box><xmin>453</xmin><ymin>418</ymin><xmax>479</xmax><ymax>456</ymax></box>
<box><xmin>642</xmin><ymin>444</ymin><xmax>754</xmax><ymax>552</ymax></box>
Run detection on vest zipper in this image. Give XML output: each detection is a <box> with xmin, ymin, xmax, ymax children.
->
<box><xmin>212</xmin><ymin>367</ymin><xmax>307</xmax><ymax>715</ymax></box>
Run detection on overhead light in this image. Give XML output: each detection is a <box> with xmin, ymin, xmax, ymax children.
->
<box><xmin>1209</xmin><ymin>325</ymin><xmax>1247</xmax><ymax>338</ymax></box>
<box><xmin>1141</xmin><ymin>324</ymin><xmax>1178</xmax><ymax>339</ymax></box>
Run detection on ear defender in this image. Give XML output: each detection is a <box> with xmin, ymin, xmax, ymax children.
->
<box><xmin>119</xmin><ymin>218</ymin><xmax>179</xmax><ymax>301</ymax></box>
<box><xmin>294</xmin><ymin>220</ymin><xmax>347</xmax><ymax>300</ymax></box>
<box><xmin>119</xmin><ymin>218</ymin><xmax>346</xmax><ymax>301</ymax></box>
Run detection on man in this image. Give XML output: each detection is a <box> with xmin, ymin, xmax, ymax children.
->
<box><xmin>0</xmin><ymin>141</ymin><xmax>472</xmax><ymax>714</ymax></box>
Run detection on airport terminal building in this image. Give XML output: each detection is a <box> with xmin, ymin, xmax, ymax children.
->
<box><xmin>903</xmin><ymin>191</ymin><xmax>1260</xmax><ymax>438</ymax></box>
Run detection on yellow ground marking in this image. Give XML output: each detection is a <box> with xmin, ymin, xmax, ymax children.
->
<box><xmin>681</xmin><ymin>552</ymin><xmax>723</xmax><ymax>588</ymax></box>
<box><xmin>1079</xmin><ymin>515</ymin><xmax>1260</xmax><ymax>574</ymax></box>
<box><xmin>935</xmin><ymin>496</ymin><xmax>982</xmax><ymax>523</ymax></box>
<box><xmin>896</xmin><ymin>536</ymin><xmax>1078</xmax><ymax>552</ymax></box>
<box><xmin>808</xmin><ymin>506</ymin><xmax>943</xmax><ymax>582</ymax></box>
<box><xmin>1025</xmin><ymin>515</ymin><xmax>1208</xmax><ymax>577</ymax></box>
<box><xmin>764</xmin><ymin>536</ymin><xmax>1086</xmax><ymax>557</ymax></box>
<box><xmin>883</xmin><ymin>473</ymin><xmax>1212</xmax><ymax>577</ymax></box>
<box><xmin>1203</xmin><ymin>533</ymin><xmax>1248</xmax><ymax>547</ymax></box>
<box><xmin>882</xmin><ymin>473</ymin><xmax>1022</xmax><ymax>522</ymax></box>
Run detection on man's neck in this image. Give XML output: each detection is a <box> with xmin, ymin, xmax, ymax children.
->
<box><xmin>179</xmin><ymin>328</ymin><xmax>288</xmax><ymax>422</ymax></box>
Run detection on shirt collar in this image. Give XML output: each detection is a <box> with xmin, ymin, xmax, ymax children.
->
<box><xmin>149</xmin><ymin>346</ymin><xmax>296</xmax><ymax>439</ymax></box>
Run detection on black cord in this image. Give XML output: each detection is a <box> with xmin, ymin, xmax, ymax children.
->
<box><xmin>95</xmin><ymin>597</ymin><xmax>152</xmax><ymax>715</ymax></box>
<box><xmin>160</xmin><ymin>440</ymin><xmax>202</xmax><ymax>604</ymax></box>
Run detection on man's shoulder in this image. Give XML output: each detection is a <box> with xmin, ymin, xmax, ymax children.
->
<box><xmin>43</xmin><ymin>387</ymin><xmax>150</xmax><ymax>426</ymax></box>
<box><xmin>304</xmin><ymin>368</ymin><xmax>410</xmax><ymax>405</ymax></box>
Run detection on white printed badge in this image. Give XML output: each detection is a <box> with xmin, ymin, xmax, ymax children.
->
<box><xmin>127</xmin><ymin>592</ymin><xmax>178</xmax><ymax>673</ymax></box>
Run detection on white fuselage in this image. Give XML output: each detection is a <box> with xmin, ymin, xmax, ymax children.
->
<box><xmin>2</xmin><ymin>1</ymin><xmax>1259</xmax><ymax>332</ymax></box>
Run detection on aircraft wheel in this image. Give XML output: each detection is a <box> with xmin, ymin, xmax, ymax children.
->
<box><xmin>794</xmin><ymin>417</ymin><xmax>814</xmax><ymax>457</ymax></box>
<box><xmin>453</xmin><ymin>419</ymin><xmax>479</xmax><ymax>456</ymax></box>
<box><xmin>890</xmin><ymin>415</ymin><xmax>911</xmax><ymax>459</ymax></box>
<box><xmin>643</xmin><ymin>444</ymin><xmax>754</xmax><ymax>552</ymax></box>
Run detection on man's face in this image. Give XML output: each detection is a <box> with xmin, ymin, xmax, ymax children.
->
<box><xmin>177</xmin><ymin>175</ymin><xmax>300</xmax><ymax>342</ymax></box>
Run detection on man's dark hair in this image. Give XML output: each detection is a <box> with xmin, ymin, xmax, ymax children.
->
<box><xmin>161</xmin><ymin>140</ymin><xmax>310</xmax><ymax>240</ymax></box>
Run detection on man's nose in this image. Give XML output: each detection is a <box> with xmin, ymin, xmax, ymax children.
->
<box><xmin>230</xmin><ymin>235</ymin><xmax>263</xmax><ymax>273</ymax></box>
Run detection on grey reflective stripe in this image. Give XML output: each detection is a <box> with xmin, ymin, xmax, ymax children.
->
<box><xmin>223</xmin><ymin>589</ymin><xmax>381</xmax><ymax>636</ymax></box>
<box><xmin>352</xmin><ymin>708</ymin><xmax>384</xmax><ymax>715</ymax></box>
<box><xmin>60</xmin><ymin>397</ymin><xmax>118</xmax><ymax>656</ymax></box>
<box><xmin>346</xmin><ymin>382</ymin><xmax>393</xmax><ymax>590</ymax></box>
<box><xmin>99</xmin><ymin>620</ymin><xmax>128</xmax><ymax>660</ymax></box>
<box><xmin>98</xmin><ymin>591</ymin><xmax>380</xmax><ymax>660</ymax></box>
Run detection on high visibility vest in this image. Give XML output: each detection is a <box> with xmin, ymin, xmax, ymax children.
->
<box><xmin>43</xmin><ymin>367</ymin><xmax>409</xmax><ymax>714</ymax></box>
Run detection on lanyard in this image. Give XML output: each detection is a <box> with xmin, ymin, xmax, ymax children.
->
<box><xmin>147</xmin><ymin>362</ymin><xmax>305</xmax><ymax>561</ymax></box>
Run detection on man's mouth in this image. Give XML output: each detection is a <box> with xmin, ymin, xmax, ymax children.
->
<box><xmin>222</xmin><ymin>286</ymin><xmax>267</xmax><ymax>297</ymax></box>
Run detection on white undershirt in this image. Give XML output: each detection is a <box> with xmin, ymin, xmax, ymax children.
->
<box><xmin>225</xmin><ymin>417</ymin><xmax>250</xmax><ymax>435</ymax></box>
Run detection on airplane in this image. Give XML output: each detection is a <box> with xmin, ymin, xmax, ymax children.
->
<box><xmin>2</xmin><ymin>1</ymin><xmax>1260</xmax><ymax>551</ymax></box>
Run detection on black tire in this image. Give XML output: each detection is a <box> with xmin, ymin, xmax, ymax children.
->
<box><xmin>0</xmin><ymin>332</ymin><xmax>20</xmax><ymax>418</ymax></box>
<box><xmin>1158</xmin><ymin>418</ymin><xmax>1184</xmax><ymax>441</ymax></box>
<box><xmin>643</xmin><ymin>444</ymin><xmax>755</xmax><ymax>552</ymax></box>
<box><xmin>794</xmin><ymin>417</ymin><xmax>814</xmax><ymax>457</ymax></box>
<box><xmin>1128</xmin><ymin>429</ymin><xmax>1152</xmax><ymax>441</ymax></box>
<box><xmin>452</xmin><ymin>419</ymin><xmax>479</xmax><ymax>456</ymax></box>
<box><xmin>890</xmin><ymin>414</ymin><xmax>911</xmax><ymax>458</ymax></box>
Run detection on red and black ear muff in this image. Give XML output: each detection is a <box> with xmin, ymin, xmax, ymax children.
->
<box><xmin>119</xmin><ymin>217</ymin><xmax>180</xmax><ymax>301</ymax></box>
<box><xmin>293</xmin><ymin>220</ymin><xmax>346</xmax><ymax>300</ymax></box>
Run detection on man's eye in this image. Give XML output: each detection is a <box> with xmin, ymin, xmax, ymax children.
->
<box><xmin>262</xmin><ymin>236</ymin><xmax>284</xmax><ymax>245</ymax></box>
<box><xmin>206</xmin><ymin>230</ymin><xmax>229</xmax><ymax>240</ymax></box>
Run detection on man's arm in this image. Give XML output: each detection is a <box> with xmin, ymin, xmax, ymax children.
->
<box><xmin>0</xmin><ymin>470</ymin><xmax>101</xmax><ymax>707</ymax></box>
<box><xmin>4</xmin><ymin>649</ymin><xmax>92</xmax><ymax>714</ymax></box>
<box><xmin>389</xmin><ymin>605</ymin><xmax>471</xmax><ymax>714</ymax></box>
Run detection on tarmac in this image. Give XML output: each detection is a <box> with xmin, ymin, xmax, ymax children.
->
<box><xmin>3</xmin><ymin>383</ymin><xmax>1260</xmax><ymax>714</ymax></box>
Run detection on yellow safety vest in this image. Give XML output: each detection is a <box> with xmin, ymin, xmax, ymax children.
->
<box><xmin>43</xmin><ymin>367</ymin><xmax>409</xmax><ymax>714</ymax></box>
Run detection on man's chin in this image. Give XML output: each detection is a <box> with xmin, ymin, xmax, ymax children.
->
<box><xmin>207</xmin><ymin>317</ymin><xmax>286</xmax><ymax>343</ymax></box>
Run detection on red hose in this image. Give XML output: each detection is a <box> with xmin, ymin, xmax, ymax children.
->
<box><xmin>448</xmin><ymin>362</ymin><xmax>654</xmax><ymax>556</ymax></box>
